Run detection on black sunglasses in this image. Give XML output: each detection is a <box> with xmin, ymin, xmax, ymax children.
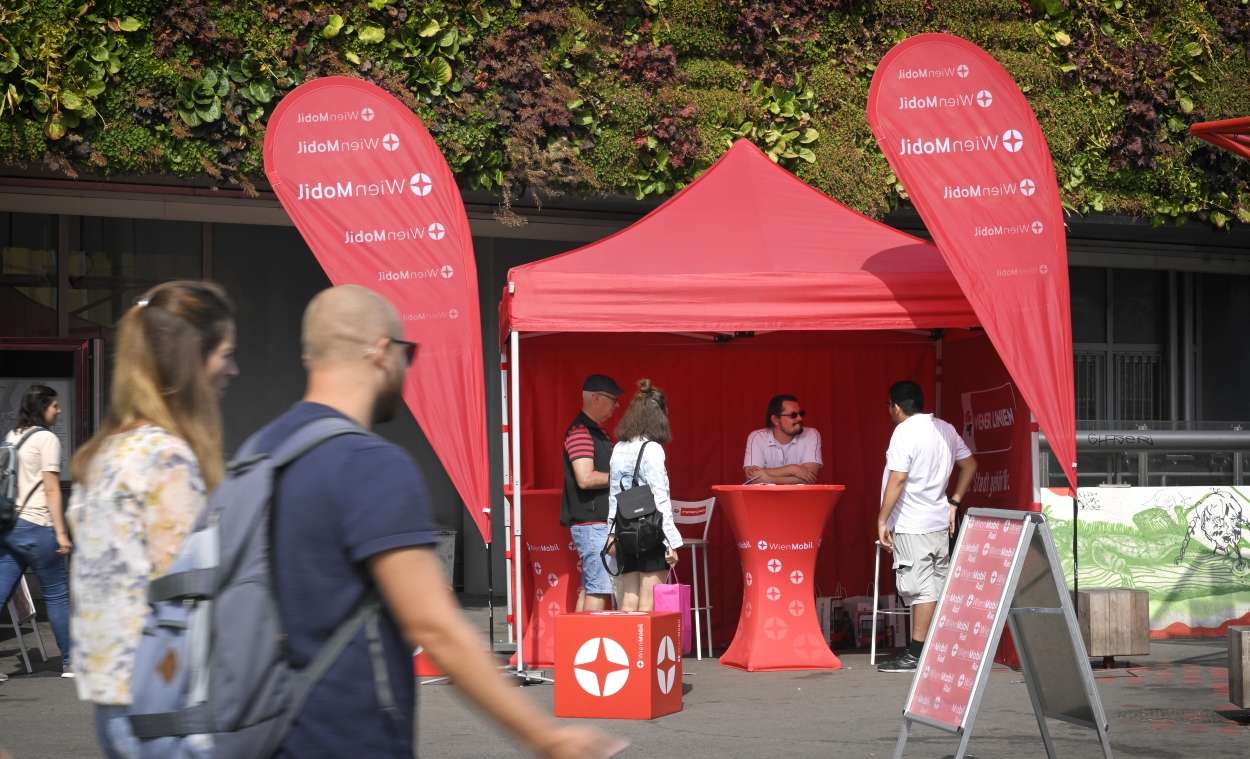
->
<box><xmin>391</xmin><ymin>338</ymin><xmax>418</xmax><ymax>364</ymax></box>
<box><xmin>777</xmin><ymin>410</ymin><xmax>806</xmax><ymax>420</ymax></box>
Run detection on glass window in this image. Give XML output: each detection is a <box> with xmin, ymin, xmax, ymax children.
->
<box><xmin>0</xmin><ymin>213</ymin><xmax>59</xmax><ymax>337</ymax></box>
<box><xmin>67</xmin><ymin>217</ymin><xmax>202</xmax><ymax>330</ymax></box>
<box><xmin>1112</xmin><ymin>269</ymin><xmax>1167</xmax><ymax>345</ymax></box>
<box><xmin>1070</xmin><ymin>267</ymin><xmax>1107</xmax><ymax>344</ymax></box>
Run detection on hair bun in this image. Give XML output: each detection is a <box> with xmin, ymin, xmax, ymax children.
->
<box><xmin>637</xmin><ymin>378</ymin><xmax>653</xmax><ymax>394</ymax></box>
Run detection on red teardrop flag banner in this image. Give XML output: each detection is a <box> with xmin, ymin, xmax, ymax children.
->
<box><xmin>264</xmin><ymin>76</ymin><xmax>491</xmax><ymax>541</ymax></box>
<box><xmin>867</xmin><ymin>34</ymin><xmax>1077</xmax><ymax>491</ymax></box>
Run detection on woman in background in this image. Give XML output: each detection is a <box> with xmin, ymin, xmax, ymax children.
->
<box><xmin>0</xmin><ymin>384</ymin><xmax>73</xmax><ymax>679</ymax></box>
<box><xmin>68</xmin><ymin>281</ymin><xmax>237</xmax><ymax>759</ymax></box>
<box><xmin>608</xmin><ymin>379</ymin><xmax>681</xmax><ymax>611</ymax></box>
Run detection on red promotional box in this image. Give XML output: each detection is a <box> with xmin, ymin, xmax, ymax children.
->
<box><xmin>554</xmin><ymin>611</ymin><xmax>683</xmax><ymax>720</ymax></box>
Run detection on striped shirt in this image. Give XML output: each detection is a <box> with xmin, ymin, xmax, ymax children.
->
<box><xmin>565</xmin><ymin>420</ymin><xmax>613</xmax><ymax>461</ymax></box>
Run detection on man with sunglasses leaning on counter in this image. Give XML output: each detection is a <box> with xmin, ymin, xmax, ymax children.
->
<box><xmin>742</xmin><ymin>394</ymin><xmax>822</xmax><ymax>485</ymax></box>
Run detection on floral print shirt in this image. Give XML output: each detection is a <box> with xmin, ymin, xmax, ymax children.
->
<box><xmin>67</xmin><ymin>424</ymin><xmax>206</xmax><ymax>705</ymax></box>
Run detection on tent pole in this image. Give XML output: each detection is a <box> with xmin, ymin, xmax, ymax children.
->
<box><xmin>498</xmin><ymin>350</ymin><xmax>512</xmax><ymax>651</ymax></box>
<box><xmin>510</xmin><ymin>330</ymin><xmax>525</xmax><ymax>674</ymax></box>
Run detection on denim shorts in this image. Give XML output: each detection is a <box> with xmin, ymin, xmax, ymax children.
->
<box><xmin>569</xmin><ymin>522</ymin><xmax>613</xmax><ymax>596</ymax></box>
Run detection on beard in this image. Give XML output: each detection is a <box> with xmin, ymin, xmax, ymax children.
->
<box><xmin>371</xmin><ymin>363</ymin><xmax>405</xmax><ymax>425</ymax></box>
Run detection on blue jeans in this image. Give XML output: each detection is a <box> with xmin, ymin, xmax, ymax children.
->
<box><xmin>0</xmin><ymin>520</ymin><xmax>71</xmax><ymax>665</ymax></box>
<box><xmin>570</xmin><ymin>522</ymin><xmax>614</xmax><ymax>596</ymax></box>
<box><xmin>95</xmin><ymin>704</ymin><xmax>139</xmax><ymax>759</ymax></box>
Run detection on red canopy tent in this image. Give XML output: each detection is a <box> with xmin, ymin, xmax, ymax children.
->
<box><xmin>498</xmin><ymin>140</ymin><xmax>1043</xmax><ymax>664</ymax></box>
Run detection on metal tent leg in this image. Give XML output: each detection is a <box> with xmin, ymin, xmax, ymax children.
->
<box><xmin>702</xmin><ymin>542</ymin><xmax>713</xmax><ymax>656</ymax></box>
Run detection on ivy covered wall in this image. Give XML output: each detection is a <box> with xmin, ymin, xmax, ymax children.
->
<box><xmin>2</xmin><ymin>0</ymin><xmax>1249</xmax><ymax>227</ymax></box>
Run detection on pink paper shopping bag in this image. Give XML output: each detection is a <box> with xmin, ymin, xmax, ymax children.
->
<box><xmin>653</xmin><ymin>568</ymin><xmax>692</xmax><ymax>655</ymax></box>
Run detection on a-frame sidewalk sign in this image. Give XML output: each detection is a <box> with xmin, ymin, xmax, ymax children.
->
<box><xmin>893</xmin><ymin>508</ymin><xmax>1113</xmax><ymax>759</ymax></box>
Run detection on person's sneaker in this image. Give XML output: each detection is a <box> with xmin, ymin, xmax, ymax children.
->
<box><xmin>0</xmin><ymin>671</ymin><xmax>8</xmax><ymax>682</ymax></box>
<box><xmin>61</xmin><ymin>665</ymin><xmax>75</xmax><ymax>679</ymax></box>
<box><xmin>878</xmin><ymin>650</ymin><xmax>919</xmax><ymax>673</ymax></box>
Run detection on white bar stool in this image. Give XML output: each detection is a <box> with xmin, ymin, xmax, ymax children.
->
<box><xmin>871</xmin><ymin>540</ymin><xmax>912</xmax><ymax>666</ymax></box>
<box><xmin>6</xmin><ymin>575</ymin><xmax>48</xmax><ymax>674</ymax></box>
<box><xmin>671</xmin><ymin>497</ymin><xmax>715</xmax><ymax>660</ymax></box>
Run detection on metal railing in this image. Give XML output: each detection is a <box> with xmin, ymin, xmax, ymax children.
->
<box><xmin>1038</xmin><ymin>421</ymin><xmax>1250</xmax><ymax>488</ymax></box>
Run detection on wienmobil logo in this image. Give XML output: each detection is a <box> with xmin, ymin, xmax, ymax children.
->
<box><xmin>295</xmin><ymin>134</ymin><xmax>398</xmax><ymax>154</ymax></box>
<box><xmin>973</xmin><ymin>221</ymin><xmax>1044</xmax><ymax>237</ymax></box>
<box><xmin>378</xmin><ymin>267</ymin><xmax>450</xmax><ymax>281</ymax></box>
<box><xmin>900</xmin><ymin>129</ymin><xmax>1023</xmax><ymax>157</ymax></box>
<box><xmin>525</xmin><ymin>542</ymin><xmax>560</xmax><ymax>552</ymax></box>
<box><xmin>763</xmin><ymin>541</ymin><xmax>815</xmax><ymax>551</ymax></box>
<box><xmin>896</xmin><ymin>65</ymin><xmax>969</xmax><ymax>79</ymax></box>
<box><xmin>347</xmin><ymin>224</ymin><xmax>445</xmax><ymax>245</ymax></box>
<box><xmin>942</xmin><ymin>181</ymin><xmax>1033</xmax><ymax>200</ymax></box>
<box><xmin>295</xmin><ymin>172</ymin><xmax>433</xmax><ymax>201</ymax></box>
<box><xmin>573</xmin><ymin>637</ymin><xmax>630</xmax><ymax>697</ymax></box>
<box><xmin>897</xmin><ymin>92</ymin><xmax>989</xmax><ymax>110</ymax></box>
<box><xmin>295</xmin><ymin>108</ymin><xmax>371</xmax><ymax>123</ymax></box>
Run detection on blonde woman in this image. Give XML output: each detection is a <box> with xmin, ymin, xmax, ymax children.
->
<box><xmin>67</xmin><ymin>281</ymin><xmax>237</xmax><ymax>759</ymax></box>
<box><xmin>607</xmin><ymin>379</ymin><xmax>682</xmax><ymax>611</ymax></box>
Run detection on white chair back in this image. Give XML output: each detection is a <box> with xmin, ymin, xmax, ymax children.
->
<box><xmin>671</xmin><ymin>497</ymin><xmax>716</xmax><ymax>541</ymax></box>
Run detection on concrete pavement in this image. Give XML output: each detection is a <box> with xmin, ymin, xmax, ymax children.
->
<box><xmin>3</xmin><ymin>598</ymin><xmax>1247</xmax><ymax>758</ymax></box>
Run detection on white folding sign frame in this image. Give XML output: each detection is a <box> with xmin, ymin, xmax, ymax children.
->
<box><xmin>894</xmin><ymin>509</ymin><xmax>1112</xmax><ymax>759</ymax></box>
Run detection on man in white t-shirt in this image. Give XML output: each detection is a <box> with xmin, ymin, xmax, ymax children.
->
<box><xmin>743</xmin><ymin>395</ymin><xmax>822</xmax><ymax>485</ymax></box>
<box><xmin>876</xmin><ymin>380</ymin><xmax>976</xmax><ymax>673</ymax></box>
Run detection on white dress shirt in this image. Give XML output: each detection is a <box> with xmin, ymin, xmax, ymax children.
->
<box><xmin>608</xmin><ymin>437</ymin><xmax>682</xmax><ymax>549</ymax></box>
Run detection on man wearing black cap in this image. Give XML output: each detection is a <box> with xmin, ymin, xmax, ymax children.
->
<box><xmin>562</xmin><ymin>374</ymin><xmax>624</xmax><ymax>612</ymax></box>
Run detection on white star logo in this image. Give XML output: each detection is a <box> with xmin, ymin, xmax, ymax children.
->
<box><xmin>1038</xmin><ymin>265</ymin><xmax>1048</xmax><ymax>275</ymax></box>
<box><xmin>535</xmin><ymin>588</ymin><xmax>544</xmax><ymax>601</ymax></box>
<box><xmin>547</xmin><ymin>600</ymin><xmax>561</xmax><ymax>617</ymax></box>
<box><xmin>934</xmin><ymin>696</ymin><xmax>942</xmax><ymax>710</ymax></box>
<box><xmin>764</xmin><ymin>616</ymin><xmax>788</xmax><ymax>640</ymax></box>
<box><xmin>954</xmin><ymin>565</ymin><xmax>962</xmax><ymax>579</ymax></box>
<box><xmin>744</xmin><ymin>601</ymin><xmax>753</xmax><ymax>618</ymax></box>
<box><xmin>744</xmin><ymin>572</ymin><xmax>753</xmax><ymax>587</ymax></box>
<box><xmin>547</xmin><ymin>573</ymin><xmax>559</xmax><ymax>587</ymax></box>
<box><xmin>790</xmin><ymin>569</ymin><xmax>805</xmax><ymax>585</ymax></box>
<box><xmin>573</xmin><ymin>637</ymin><xmax>630</xmax><ymax>697</ymax></box>
<box><xmin>656</xmin><ymin>635</ymin><xmax>678</xmax><ymax>694</ymax></box>
<box><xmin>440</xmin><ymin>264</ymin><xmax>454</xmax><ymax>278</ymax></box>
<box><xmin>791</xmin><ymin>633</ymin><xmax>826</xmax><ymax>661</ymax></box>
<box><xmin>409</xmin><ymin>172</ymin><xmax>432</xmax><ymax>196</ymax></box>
<box><xmin>788</xmin><ymin>600</ymin><xmax>805</xmax><ymax>617</ymax></box>
<box><xmin>982</xmin><ymin>543</ymin><xmax>990</xmax><ymax>556</ymax></box>
<box><xmin>1002</xmin><ymin>129</ymin><xmax>1024</xmax><ymax>153</ymax></box>
<box><xmin>1019</xmin><ymin>178</ymin><xmax>1036</xmax><ymax>196</ymax></box>
<box><xmin>534</xmin><ymin>562</ymin><xmax>542</xmax><ymax>575</ymax></box>
<box><xmin>361</xmin><ymin>107</ymin><xmax>374</xmax><ymax>121</ymax></box>
<box><xmin>990</xmin><ymin>571</ymin><xmax>999</xmax><ymax>584</ymax></box>
<box><xmin>1032</xmin><ymin>221</ymin><xmax>1044</xmax><ymax>234</ymax></box>
<box><xmin>976</xmin><ymin>90</ymin><xmax>992</xmax><ymax>107</ymax></box>
<box><xmin>568</xmin><ymin>542</ymin><xmax>575</xmax><ymax>551</ymax></box>
<box><xmin>382</xmin><ymin>133</ymin><xmax>399</xmax><ymax>151</ymax></box>
<box><xmin>428</xmin><ymin>223</ymin><xmax>445</xmax><ymax>240</ymax></box>
<box><xmin>957</xmin><ymin>64</ymin><xmax>970</xmax><ymax>77</ymax></box>
<box><xmin>448</xmin><ymin>308</ymin><xmax>459</xmax><ymax>319</ymax></box>
<box><xmin>757</xmin><ymin>540</ymin><xmax>768</xmax><ymax>550</ymax></box>
<box><xmin>767</xmin><ymin>558</ymin><xmax>783</xmax><ymax>573</ymax></box>
<box><xmin>766</xmin><ymin>586</ymin><xmax>781</xmax><ymax>601</ymax></box>
<box><xmin>952</xmin><ymin>644</ymin><xmax>960</xmax><ymax>658</ymax></box>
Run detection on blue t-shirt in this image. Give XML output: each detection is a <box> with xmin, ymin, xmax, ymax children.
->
<box><xmin>256</xmin><ymin>402</ymin><xmax>438</xmax><ymax>759</ymax></box>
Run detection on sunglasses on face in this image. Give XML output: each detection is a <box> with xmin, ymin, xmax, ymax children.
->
<box><xmin>391</xmin><ymin>338</ymin><xmax>418</xmax><ymax>364</ymax></box>
<box><xmin>777</xmin><ymin>410</ymin><xmax>806</xmax><ymax>420</ymax></box>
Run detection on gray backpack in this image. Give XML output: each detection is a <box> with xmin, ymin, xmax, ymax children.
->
<box><xmin>125</xmin><ymin>417</ymin><xmax>404</xmax><ymax>759</ymax></box>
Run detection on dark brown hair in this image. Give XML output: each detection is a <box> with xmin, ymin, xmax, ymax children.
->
<box><xmin>73</xmin><ymin>280</ymin><xmax>236</xmax><ymax>488</ymax></box>
<box><xmin>614</xmin><ymin>379</ymin><xmax>671</xmax><ymax>444</ymax></box>
<box><xmin>765</xmin><ymin>394</ymin><xmax>798</xmax><ymax>429</ymax></box>
<box><xmin>16</xmin><ymin>385</ymin><xmax>57</xmax><ymax>431</ymax></box>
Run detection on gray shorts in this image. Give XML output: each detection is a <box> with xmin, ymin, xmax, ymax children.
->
<box><xmin>892</xmin><ymin>530</ymin><xmax>949</xmax><ymax>606</ymax></box>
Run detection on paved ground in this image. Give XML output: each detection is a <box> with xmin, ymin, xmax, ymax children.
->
<box><xmin>3</xmin><ymin>597</ymin><xmax>1247</xmax><ymax>758</ymax></box>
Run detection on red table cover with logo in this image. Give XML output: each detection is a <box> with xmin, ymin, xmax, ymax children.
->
<box><xmin>906</xmin><ymin>513</ymin><xmax>1026</xmax><ymax>727</ymax></box>
<box><xmin>867</xmin><ymin>34</ymin><xmax>1077</xmax><ymax>494</ymax></box>
<box><xmin>263</xmin><ymin>76</ymin><xmax>491</xmax><ymax>542</ymax></box>
<box><xmin>506</xmin><ymin>490</ymin><xmax>580</xmax><ymax>668</ymax></box>
<box><xmin>555</xmin><ymin>611</ymin><xmax>683</xmax><ymax>720</ymax></box>
<box><xmin>713</xmin><ymin>485</ymin><xmax>844</xmax><ymax>671</ymax></box>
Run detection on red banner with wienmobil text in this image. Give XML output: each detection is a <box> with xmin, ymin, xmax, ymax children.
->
<box><xmin>867</xmin><ymin>34</ymin><xmax>1077</xmax><ymax>492</ymax></box>
<box><xmin>264</xmin><ymin>76</ymin><xmax>490</xmax><ymax>541</ymax></box>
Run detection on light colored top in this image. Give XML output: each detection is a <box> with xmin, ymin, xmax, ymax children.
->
<box><xmin>67</xmin><ymin>424</ymin><xmax>207</xmax><ymax>705</ymax></box>
<box><xmin>743</xmin><ymin>427</ymin><xmax>823</xmax><ymax>470</ymax></box>
<box><xmin>608</xmin><ymin>437</ymin><xmax>682</xmax><ymax>550</ymax></box>
<box><xmin>881</xmin><ymin>414</ymin><xmax>971</xmax><ymax>534</ymax></box>
<box><xmin>4</xmin><ymin>427</ymin><xmax>60</xmax><ymax>528</ymax></box>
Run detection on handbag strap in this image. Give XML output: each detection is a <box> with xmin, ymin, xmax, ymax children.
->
<box><xmin>625</xmin><ymin>440</ymin><xmax>650</xmax><ymax>489</ymax></box>
<box><xmin>10</xmin><ymin>428</ymin><xmax>50</xmax><ymax>517</ymax></box>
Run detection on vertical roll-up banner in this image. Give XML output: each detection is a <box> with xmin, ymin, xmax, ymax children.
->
<box><xmin>264</xmin><ymin>76</ymin><xmax>491</xmax><ymax>541</ymax></box>
<box><xmin>868</xmin><ymin>34</ymin><xmax>1077</xmax><ymax>492</ymax></box>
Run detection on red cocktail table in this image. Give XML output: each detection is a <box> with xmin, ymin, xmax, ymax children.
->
<box><xmin>713</xmin><ymin>485</ymin><xmax>844</xmax><ymax>671</ymax></box>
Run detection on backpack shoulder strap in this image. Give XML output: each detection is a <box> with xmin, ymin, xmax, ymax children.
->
<box><xmin>627</xmin><ymin>440</ymin><xmax>650</xmax><ymax>489</ymax></box>
<box><xmin>269</xmin><ymin>416</ymin><xmax>378</xmax><ymax>468</ymax></box>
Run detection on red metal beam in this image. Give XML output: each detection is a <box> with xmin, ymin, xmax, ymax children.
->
<box><xmin>1190</xmin><ymin>115</ymin><xmax>1250</xmax><ymax>161</ymax></box>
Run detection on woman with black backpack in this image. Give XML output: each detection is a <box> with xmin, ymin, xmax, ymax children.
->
<box><xmin>606</xmin><ymin>379</ymin><xmax>682</xmax><ymax>611</ymax></box>
<box><xmin>0</xmin><ymin>384</ymin><xmax>73</xmax><ymax>680</ymax></box>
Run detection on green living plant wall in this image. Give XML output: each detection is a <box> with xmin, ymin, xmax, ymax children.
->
<box><xmin>2</xmin><ymin>0</ymin><xmax>1249</xmax><ymax>227</ymax></box>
